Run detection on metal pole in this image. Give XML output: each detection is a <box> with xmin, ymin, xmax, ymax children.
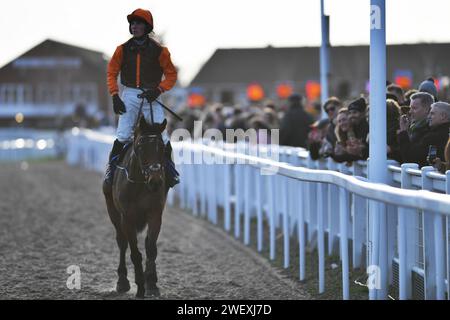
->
<box><xmin>320</xmin><ymin>0</ymin><xmax>330</xmax><ymax>119</ymax></box>
<box><xmin>369</xmin><ymin>0</ymin><xmax>388</xmax><ymax>300</ymax></box>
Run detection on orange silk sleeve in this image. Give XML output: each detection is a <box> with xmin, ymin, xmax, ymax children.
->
<box><xmin>158</xmin><ymin>47</ymin><xmax>178</xmax><ymax>92</ymax></box>
<box><xmin>107</xmin><ymin>45</ymin><xmax>123</xmax><ymax>96</ymax></box>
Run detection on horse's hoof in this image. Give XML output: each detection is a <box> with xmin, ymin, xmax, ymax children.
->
<box><xmin>145</xmin><ymin>284</ymin><xmax>160</xmax><ymax>297</ymax></box>
<box><xmin>136</xmin><ymin>287</ymin><xmax>145</xmax><ymax>298</ymax></box>
<box><xmin>145</xmin><ymin>287</ymin><xmax>160</xmax><ymax>297</ymax></box>
<box><xmin>116</xmin><ymin>279</ymin><xmax>131</xmax><ymax>293</ymax></box>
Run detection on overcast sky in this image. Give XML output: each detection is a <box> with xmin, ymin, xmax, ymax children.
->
<box><xmin>1</xmin><ymin>0</ymin><xmax>450</xmax><ymax>86</ymax></box>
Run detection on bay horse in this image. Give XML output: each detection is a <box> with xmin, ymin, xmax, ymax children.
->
<box><xmin>103</xmin><ymin>116</ymin><xmax>168</xmax><ymax>298</ymax></box>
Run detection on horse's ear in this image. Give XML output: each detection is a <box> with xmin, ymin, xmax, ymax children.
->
<box><xmin>159</xmin><ymin>119</ymin><xmax>167</xmax><ymax>132</ymax></box>
<box><xmin>139</xmin><ymin>116</ymin><xmax>148</xmax><ymax>130</ymax></box>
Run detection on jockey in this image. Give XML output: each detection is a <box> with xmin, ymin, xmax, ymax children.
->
<box><xmin>105</xmin><ymin>8</ymin><xmax>179</xmax><ymax>188</ymax></box>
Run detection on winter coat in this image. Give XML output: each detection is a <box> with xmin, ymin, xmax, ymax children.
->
<box><xmin>398</xmin><ymin>122</ymin><xmax>450</xmax><ymax>167</ymax></box>
<box><xmin>280</xmin><ymin>103</ymin><xmax>314</xmax><ymax>148</ymax></box>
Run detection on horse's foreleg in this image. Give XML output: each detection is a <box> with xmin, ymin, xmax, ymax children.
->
<box><xmin>104</xmin><ymin>194</ymin><xmax>130</xmax><ymax>293</ymax></box>
<box><xmin>144</xmin><ymin>212</ymin><xmax>163</xmax><ymax>297</ymax></box>
<box><xmin>124</xmin><ymin>215</ymin><xmax>145</xmax><ymax>298</ymax></box>
<box><xmin>116</xmin><ymin>229</ymin><xmax>130</xmax><ymax>293</ymax></box>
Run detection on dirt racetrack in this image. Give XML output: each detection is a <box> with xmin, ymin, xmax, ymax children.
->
<box><xmin>0</xmin><ymin>160</ymin><xmax>310</xmax><ymax>300</ymax></box>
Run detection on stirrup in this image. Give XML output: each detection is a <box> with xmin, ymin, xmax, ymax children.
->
<box><xmin>165</xmin><ymin>161</ymin><xmax>180</xmax><ymax>188</ymax></box>
<box><xmin>166</xmin><ymin>175</ymin><xmax>180</xmax><ymax>188</ymax></box>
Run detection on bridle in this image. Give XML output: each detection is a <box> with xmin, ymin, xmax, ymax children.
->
<box><xmin>116</xmin><ymin>133</ymin><xmax>164</xmax><ymax>186</ymax></box>
<box><xmin>132</xmin><ymin>133</ymin><xmax>165</xmax><ymax>180</ymax></box>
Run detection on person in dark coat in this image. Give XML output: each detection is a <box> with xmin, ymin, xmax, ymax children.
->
<box><xmin>398</xmin><ymin>92</ymin><xmax>434</xmax><ymax>165</ymax></box>
<box><xmin>431</xmin><ymin>137</ymin><xmax>450</xmax><ymax>173</ymax></box>
<box><xmin>386</xmin><ymin>99</ymin><xmax>402</xmax><ymax>162</ymax></box>
<box><xmin>280</xmin><ymin>94</ymin><xmax>314</xmax><ymax>148</ymax></box>
<box><xmin>346</xmin><ymin>97</ymin><xmax>369</xmax><ymax>160</ymax></box>
<box><xmin>307</xmin><ymin>118</ymin><xmax>330</xmax><ymax>160</ymax></box>
<box><xmin>399</xmin><ymin>101</ymin><xmax>450</xmax><ymax>167</ymax></box>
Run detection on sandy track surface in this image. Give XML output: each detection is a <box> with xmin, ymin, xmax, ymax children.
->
<box><xmin>0</xmin><ymin>161</ymin><xmax>310</xmax><ymax>300</ymax></box>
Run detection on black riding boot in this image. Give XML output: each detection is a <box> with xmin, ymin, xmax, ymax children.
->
<box><xmin>164</xmin><ymin>142</ymin><xmax>180</xmax><ymax>188</ymax></box>
<box><xmin>104</xmin><ymin>139</ymin><xmax>125</xmax><ymax>186</ymax></box>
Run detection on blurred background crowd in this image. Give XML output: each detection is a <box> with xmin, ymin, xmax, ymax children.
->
<box><xmin>168</xmin><ymin>77</ymin><xmax>450</xmax><ymax>173</ymax></box>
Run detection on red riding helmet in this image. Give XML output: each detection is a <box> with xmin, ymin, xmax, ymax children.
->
<box><xmin>127</xmin><ymin>8</ymin><xmax>154</xmax><ymax>34</ymax></box>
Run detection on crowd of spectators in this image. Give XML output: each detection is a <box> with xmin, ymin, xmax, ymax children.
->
<box><xmin>169</xmin><ymin>77</ymin><xmax>450</xmax><ymax>172</ymax></box>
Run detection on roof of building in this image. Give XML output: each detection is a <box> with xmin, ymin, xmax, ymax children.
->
<box><xmin>190</xmin><ymin>43</ymin><xmax>450</xmax><ymax>86</ymax></box>
<box><xmin>0</xmin><ymin>38</ymin><xmax>108</xmax><ymax>73</ymax></box>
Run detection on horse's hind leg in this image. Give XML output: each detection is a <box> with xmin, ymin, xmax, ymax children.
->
<box><xmin>124</xmin><ymin>216</ymin><xmax>145</xmax><ymax>298</ymax></box>
<box><xmin>144</xmin><ymin>212</ymin><xmax>163</xmax><ymax>297</ymax></box>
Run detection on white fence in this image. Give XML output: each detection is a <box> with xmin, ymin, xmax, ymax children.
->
<box><xmin>65</xmin><ymin>129</ymin><xmax>450</xmax><ymax>300</ymax></box>
<box><xmin>0</xmin><ymin>128</ymin><xmax>63</xmax><ymax>161</ymax></box>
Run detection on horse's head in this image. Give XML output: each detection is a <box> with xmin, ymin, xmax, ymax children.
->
<box><xmin>133</xmin><ymin>116</ymin><xmax>167</xmax><ymax>191</ymax></box>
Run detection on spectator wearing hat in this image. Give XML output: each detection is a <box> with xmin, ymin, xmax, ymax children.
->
<box><xmin>419</xmin><ymin>78</ymin><xmax>438</xmax><ymax>102</ymax></box>
<box><xmin>346</xmin><ymin>97</ymin><xmax>369</xmax><ymax>160</ymax></box>
<box><xmin>280</xmin><ymin>94</ymin><xmax>314</xmax><ymax>148</ymax></box>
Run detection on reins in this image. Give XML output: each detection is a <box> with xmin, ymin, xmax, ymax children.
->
<box><xmin>119</xmin><ymin>89</ymin><xmax>182</xmax><ymax>186</ymax></box>
<box><xmin>116</xmin><ymin>164</ymin><xmax>147</xmax><ymax>184</ymax></box>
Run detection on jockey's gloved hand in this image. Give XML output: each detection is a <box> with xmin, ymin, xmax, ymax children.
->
<box><xmin>138</xmin><ymin>87</ymin><xmax>162</xmax><ymax>103</ymax></box>
<box><xmin>112</xmin><ymin>94</ymin><xmax>126</xmax><ymax>115</ymax></box>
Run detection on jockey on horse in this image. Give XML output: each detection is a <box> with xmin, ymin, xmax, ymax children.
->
<box><xmin>104</xmin><ymin>8</ymin><xmax>179</xmax><ymax>189</ymax></box>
